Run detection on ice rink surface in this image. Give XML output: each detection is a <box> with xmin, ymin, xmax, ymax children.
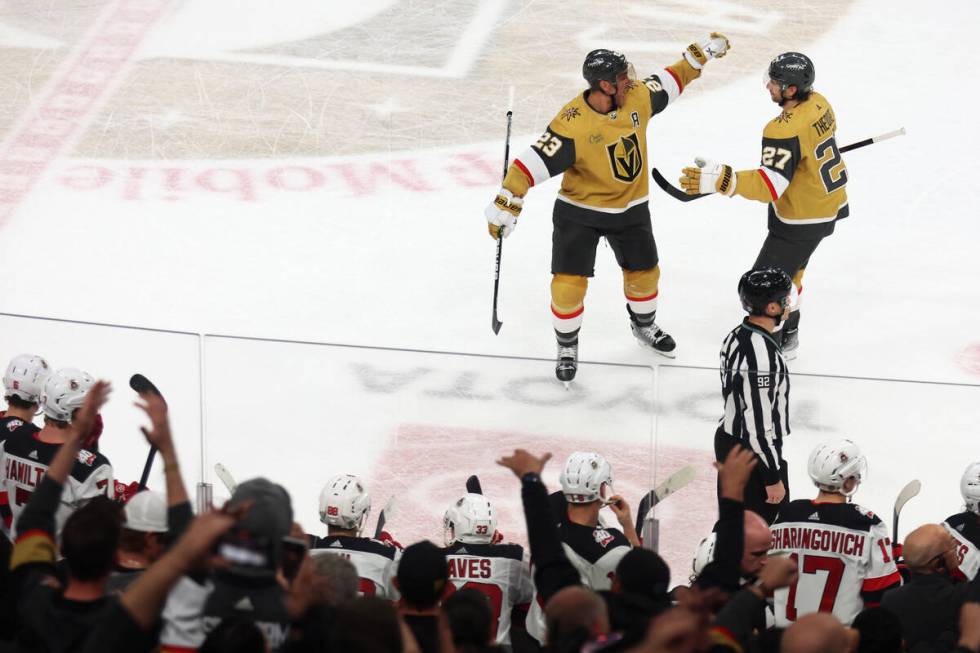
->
<box><xmin>0</xmin><ymin>0</ymin><xmax>978</xmax><ymax>576</ymax></box>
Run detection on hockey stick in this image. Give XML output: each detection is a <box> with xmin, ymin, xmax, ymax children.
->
<box><xmin>893</xmin><ymin>479</ymin><xmax>921</xmax><ymax>544</ymax></box>
<box><xmin>130</xmin><ymin>374</ymin><xmax>164</xmax><ymax>490</ymax></box>
<box><xmin>466</xmin><ymin>475</ymin><xmax>483</xmax><ymax>495</ymax></box>
<box><xmin>374</xmin><ymin>496</ymin><xmax>399</xmax><ymax>539</ymax></box>
<box><xmin>214</xmin><ymin>462</ymin><xmax>238</xmax><ymax>494</ymax></box>
<box><xmin>490</xmin><ymin>86</ymin><xmax>515</xmax><ymax>335</ymax></box>
<box><xmin>634</xmin><ymin>465</ymin><xmax>697</xmax><ymax>534</ymax></box>
<box><xmin>651</xmin><ymin>127</ymin><xmax>907</xmax><ymax>203</ymax></box>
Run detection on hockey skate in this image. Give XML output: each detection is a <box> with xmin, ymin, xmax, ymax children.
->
<box><xmin>630</xmin><ymin>320</ymin><xmax>676</xmax><ymax>358</ymax></box>
<box><xmin>555</xmin><ymin>342</ymin><xmax>578</xmax><ymax>388</ymax></box>
<box><xmin>781</xmin><ymin>328</ymin><xmax>799</xmax><ymax>360</ymax></box>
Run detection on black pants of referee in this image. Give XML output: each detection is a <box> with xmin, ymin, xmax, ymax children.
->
<box><xmin>714</xmin><ymin>427</ymin><xmax>789</xmax><ymax>525</ymax></box>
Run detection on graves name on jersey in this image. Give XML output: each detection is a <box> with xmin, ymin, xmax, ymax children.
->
<box><xmin>444</xmin><ymin>541</ymin><xmax>532</xmax><ymax>646</ymax></box>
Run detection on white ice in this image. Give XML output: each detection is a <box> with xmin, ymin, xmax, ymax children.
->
<box><xmin>0</xmin><ymin>0</ymin><xmax>977</xmax><ymax>576</ymax></box>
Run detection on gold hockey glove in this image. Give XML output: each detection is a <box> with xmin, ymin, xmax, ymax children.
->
<box><xmin>684</xmin><ymin>33</ymin><xmax>731</xmax><ymax>69</ymax></box>
<box><xmin>680</xmin><ymin>157</ymin><xmax>737</xmax><ymax>196</ymax></box>
<box><xmin>485</xmin><ymin>188</ymin><xmax>523</xmax><ymax>239</ymax></box>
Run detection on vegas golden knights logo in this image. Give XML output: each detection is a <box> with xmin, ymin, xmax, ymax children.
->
<box><xmin>606</xmin><ymin>133</ymin><xmax>642</xmax><ymax>183</ymax></box>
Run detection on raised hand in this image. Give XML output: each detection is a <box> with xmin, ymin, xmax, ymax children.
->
<box><xmin>496</xmin><ymin>449</ymin><xmax>552</xmax><ymax>479</ymax></box>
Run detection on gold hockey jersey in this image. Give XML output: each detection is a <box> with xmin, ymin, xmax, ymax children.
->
<box><xmin>503</xmin><ymin>58</ymin><xmax>701</xmax><ymax>225</ymax></box>
<box><xmin>733</xmin><ymin>91</ymin><xmax>849</xmax><ymax>238</ymax></box>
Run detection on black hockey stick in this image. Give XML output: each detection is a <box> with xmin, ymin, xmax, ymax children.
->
<box><xmin>651</xmin><ymin>127</ymin><xmax>907</xmax><ymax>203</ymax></box>
<box><xmin>130</xmin><ymin>373</ymin><xmax>165</xmax><ymax>490</ymax></box>
<box><xmin>893</xmin><ymin>479</ymin><xmax>921</xmax><ymax>544</ymax></box>
<box><xmin>374</xmin><ymin>496</ymin><xmax>398</xmax><ymax>539</ymax></box>
<box><xmin>466</xmin><ymin>475</ymin><xmax>483</xmax><ymax>495</ymax></box>
<box><xmin>490</xmin><ymin>86</ymin><xmax>515</xmax><ymax>335</ymax></box>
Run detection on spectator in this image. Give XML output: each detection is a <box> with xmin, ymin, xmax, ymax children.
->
<box><xmin>781</xmin><ymin>613</ymin><xmax>857</xmax><ymax>653</ymax></box>
<box><xmin>881</xmin><ymin>523</ymin><xmax>965</xmax><ymax>651</ymax></box>
<box><xmin>201</xmin><ymin>477</ymin><xmax>294</xmax><ymax>652</ymax></box>
<box><xmin>331</xmin><ymin>596</ymin><xmax>404</xmax><ymax>653</ymax></box>
<box><xmin>200</xmin><ymin>619</ymin><xmax>267</xmax><ymax>653</ymax></box>
<box><xmin>109</xmin><ymin>490</ymin><xmax>169</xmax><ymax>591</ymax></box>
<box><xmin>396</xmin><ymin>540</ymin><xmax>449</xmax><ymax>653</ymax></box>
<box><xmin>443</xmin><ymin>588</ymin><xmax>498</xmax><ymax>652</ymax></box>
<box><xmin>852</xmin><ymin>607</ymin><xmax>903</xmax><ymax>653</ymax></box>
<box><xmin>544</xmin><ymin>586</ymin><xmax>610</xmax><ymax>652</ymax></box>
<box><xmin>4</xmin><ymin>380</ymin><xmax>113</xmax><ymax>652</ymax></box>
<box><xmin>311</xmin><ymin>553</ymin><xmax>359</xmax><ymax>607</ymax></box>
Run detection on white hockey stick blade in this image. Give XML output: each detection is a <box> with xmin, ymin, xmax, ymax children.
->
<box><xmin>654</xmin><ymin>465</ymin><xmax>697</xmax><ymax>503</ymax></box>
<box><xmin>214</xmin><ymin>463</ymin><xmax>238</xmax><ymax>494</ymax></box>
<box><xmin>894</xmin><ymin>479</ymin><xmax>921</xmax><ymax>515</ymax></box>
<box><xmin>381</xmin><ymin>495</ymin><xmax>399</xmax><ymax>524</ymax></box>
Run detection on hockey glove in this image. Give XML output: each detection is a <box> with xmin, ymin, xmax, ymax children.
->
<box><xmin>485</xmin><ymin>188</ymin><xmax>522</xmax><ymax>239</ymax></box>
<box><xmin>684</xmin><ymin>32</ymin><xmax>731</xmax><ymax>69</ymax></box>
<box><xmin>680</xmin><ymin>157</ymin><xmax>737</xmax><ymax>196</ymax></box>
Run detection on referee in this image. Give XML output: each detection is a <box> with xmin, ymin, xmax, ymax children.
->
<box><xmin>716</xmin><ymin>268</ymin><xmax>793</xmax><ymax>524</ymax></box>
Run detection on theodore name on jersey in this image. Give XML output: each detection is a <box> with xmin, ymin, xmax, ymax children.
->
<box><xmin>735</xmin><ymin>92</ymin><xmax>848</xmax><ymax>236</ymax></box>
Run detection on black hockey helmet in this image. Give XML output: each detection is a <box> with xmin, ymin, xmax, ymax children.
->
<box><xmin>738</xmin><ymin>268</ymin><xmax>793</xmax><ymax>316</ymax></box>
<box><xmin>583</xmin><ymin>49</ymin><xmax>630</xmax><ymax>89</ymax></box>
<box><xmin>768</xmin><ymin>52</ymin><xmax>815</xmax><ymax>97</ymax></box>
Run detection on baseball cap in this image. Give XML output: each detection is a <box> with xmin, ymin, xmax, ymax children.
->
<box><xmin>124</xmin><ymin>490</ymin><xmax>168</xmax><ymax>533</ymax></box>
<box><xmin>396</xmin><ymin>540</ymin><xmax>448</xmax><ymax>608</ymax></box>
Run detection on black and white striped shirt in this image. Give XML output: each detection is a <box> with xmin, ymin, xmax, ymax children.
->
<box><xmin>719</xmin><ymin>319</ymin><xmax>790</xmax><ymax>482</ymax></box>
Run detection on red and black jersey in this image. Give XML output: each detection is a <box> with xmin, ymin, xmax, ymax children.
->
<box><xmin>0</xmin><ymin>425</ymin><xmax>113</xmax><ymax>537</ymax></box>
<box><xmin>770</xmin><ymin>500</ymin><xmax>901</xmax><ymax>626</ymax></box>
<box><xmin>944</xmin><ymin>511</ymin><xmax>980</xmax><ymax>580</ymax></box>
<box><xmin>310</xmin><ymin>534</ymin><xmax>400</xmax><ymax>599</ymax></box>
<box><xmin>444</xmin><ymin>541</ymin><xmax>532</xmax><ymax>645</ymax></box>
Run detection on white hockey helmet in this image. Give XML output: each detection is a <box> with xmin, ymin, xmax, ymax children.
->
<box><xmin>690</xmin><ymin>532</ymin><xmax>717</xmax><ymax>582</ymax></box>
<box><xmin>318</xmin><ymin>474</ymin><xmax>371</xmax><ymax>532</ymax></box>
<box><xmin>807</xmin><ymin>439</ymin><xmax>867</xmax><ymax>497</ymax></box>
<box><xmin>40</xmin><ymin>367</ymin><xmax>95</xmax><ymax>423</ymax></box>
<box><xmin>444</xmin><ymin>493</ymin><xmax>496</xmax><ymax>546</ymax></box>
<box><xmin>961</xmin><ymin>462</ymin><xmax>980</xmax><ymax>514</ymax></box>
<box><xmin>3</xmin><ymin>353</ymin><xmax>51</xmax><ymax>404</ymax></box>
<box><xmin>560</xmin><ymin>451</ymin><xmax>614</xmax><ymax>504</ymax></box>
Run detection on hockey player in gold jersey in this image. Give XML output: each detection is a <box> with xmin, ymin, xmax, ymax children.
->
<box><xmin>485</xmin><ymin>35</ymin><xmax>732</xmax><ymax>383</ymax></box>
<box><xmin>679</xmin><ymin>52</ymin><xmax>847</xmax><ymax>359</ymax></box>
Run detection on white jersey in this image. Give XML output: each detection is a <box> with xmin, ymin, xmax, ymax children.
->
<box><xmin>444</xmin><ymin>541</ymin><xmax>533</xmax><ymax>646</ymax></box>
<box><xmin>310</xmin><ymin>534</ymin><xmax>400</xmax><ymax>600</ymax></box>
<box><xmin>526</xmin><ymin>520</ymin><xmax>632</xmax><ymax>644</ymax></box>
<box><xmin>0</xmin><ymin>427</ymin><xmax>113</xmax><ymax>539</ymax></box>
<box><xmin>770</xmin><ymin>500</ymin><xmax>901</xmax><ymax>626</ymax></box>
<box><xmin>943</xmin><ymin>511</ymin><xmax>980</xmax><ymax>581</ymax></box>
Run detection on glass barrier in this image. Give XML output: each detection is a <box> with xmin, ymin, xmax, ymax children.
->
<box><xmin>0</xmin><ymin>313</ymin><xmax>203</xmax><ymax>495</ymax></box>
<box><xmin>654</xmin><ymin>364</ymin><xmax>980</xmax><ymax>575</ymax></box>
<box><xmin>3</xmin><ymin>311</ymin><xmax>978</xmax><ymax>579</ymax></box>
<box><xmin>202</xmin><ymin>335</ymin><xmax>658</xmax><ymax>549</ymax></box>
